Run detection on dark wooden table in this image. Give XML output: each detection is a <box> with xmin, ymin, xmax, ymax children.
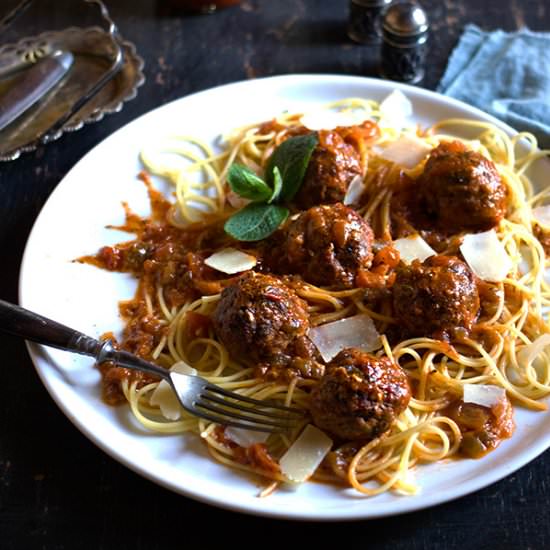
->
<box><xmin>1</xmin><ymin>1</ymin><xmax>549</xmax><ymax>548</ymax></box>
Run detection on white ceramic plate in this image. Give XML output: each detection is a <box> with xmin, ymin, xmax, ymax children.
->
<box><xmin>20</xmin><ymin>74</ymin><xmax>550</xmax><ymax>521</ymax></box>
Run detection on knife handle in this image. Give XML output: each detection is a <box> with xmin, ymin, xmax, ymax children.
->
<box><xmin>0</xmin><ymin>49</ymin><xmax>73</xmax><ymax>132</ymax></box>
<box><xmin>0</xmin><ymin>52</ymin><xmax>32</xmax><ymax>80</ymax></box>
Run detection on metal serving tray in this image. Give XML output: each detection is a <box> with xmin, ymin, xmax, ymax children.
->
<box><xmin>0</xmin><ymin>6</ymin><xmax>144</xmax><ymax>161</ymax></box>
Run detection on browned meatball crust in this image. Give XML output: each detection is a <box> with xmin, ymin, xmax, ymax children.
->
<box><xmin>284</xmin><ymin>203</ymin><xmax>374</xmax><ymax>288</ymax></box>
<box><xmin>420</xmin><ymin>141</ymin><xmax>507</xmax><ymax>232</ymax></box>
<box><xmin>310</xmin><ymin>349</ymin><xmax>411</xmax><ymax>441</ymax></box>
<box><xmin>294</xmin><ymin>130</ymin><xmax>362</xmax><ymax>209</ymax></box>
<box><xmin>393</xmin><ymin>255</ymin><xmax>480</xmax><ymax>337</ymax></box>
<box><xmin>212</xmin><ymin>272</ymin><xmax>309</xmax><ymax>363</ymax></box>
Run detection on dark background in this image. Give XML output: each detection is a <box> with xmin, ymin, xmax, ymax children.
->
<box><xmin>1</xmin><ymin>1</ymin><xmax>549</xmax><ymax>548</ymax></box>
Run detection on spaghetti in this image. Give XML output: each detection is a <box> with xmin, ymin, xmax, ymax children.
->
<box><xmin>83</xmin><ymin>96</ymin><xmax>550</xmax><ymax>497</ymax></box>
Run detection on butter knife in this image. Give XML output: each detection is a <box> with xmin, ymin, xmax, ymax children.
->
<box><xmin>0</xmin><ymin>49</ymin><xmax>74</xmax><ymax>132</ymax></box>
<box><xmin>0</xmin><ymin>43</ymin><xmax>53</xmax><ymax>81</ymax></box>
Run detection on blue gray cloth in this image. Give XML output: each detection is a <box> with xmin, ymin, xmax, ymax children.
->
<box><xmin>437</xmin><ymin>24</ymin><xmax>550</xmax><ymax>149</ymax></box>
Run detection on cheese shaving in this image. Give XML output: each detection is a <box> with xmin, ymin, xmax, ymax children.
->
<box><xmin>309</xmin><ymin>314</ymin><xmax>380</xmax><ymax>362</ymax></box>
<box><xmin>379</xmin><ymin>134</ymin><xmax>432</xmax><ymax>169</ymax></box>
<box><xmin>279</xmin><ymin>425</ymin><xmax>332</xmax><ymax>483</ymax></box>
<box><xmin>150</xmin><ymin>362</ymin><xmax>197</xmax><ymax>421</ymax></box>
<box><xmin>463</xmin><ymin>384</ymin><xmax>506</xmax><ymax>408</ymax></box>
<box><xmin>393</xmin><ymin>234</ymin><xmax>436</xmax><ymax>263</ymax></box>
<box><xmin>460</xmin><ymin>230</ymin><xmax>512</xmax><ymax>282</ymax></box>
<box><xmin>204</xmin><ymin>247</ymin><xmax>257</xmax><ymax>274</ymax></box>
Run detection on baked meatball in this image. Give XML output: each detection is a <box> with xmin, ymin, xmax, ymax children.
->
<box><xmin>283</xmin><ymin>203</ymin><xmax>374</xmax><ymax>288</ymax></box>
<box><xmin>294</xmin><ymin>129</ymin><xmax>363</xmax><ymax>209</ymax></box>
<box><xmin>212</xmin><ymin>272</ymin><xmax>309</xmax><ymax>363</ymax></box>
<box><xmin>393</xmin><ymin>255</ymin><xmax>480</xmax><ymax>337</ymax></box>
<box><xmin>420</xmin><ymin>141</ymin><xmax>507</xmax><ymax>232</ymax></box>
<box><xmin>310</xmin><ymin>349</ymin><xmax>411</xmax><ymax>441</ymax></box>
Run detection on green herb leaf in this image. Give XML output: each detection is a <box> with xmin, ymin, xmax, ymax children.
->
<box><xmin>268</xmin><ymin>166</ymin><xmax>283</xmax><ymax>204</ymax></box>
<box><xmin>265</xmin><ymin>133</ymin><xmax>318</xmax><ymax>202</ymax></box>
<box><xmin>227</xmin><ymin>163</ymin><xmax>272</xmax><ymax>202</ymax></box>
<box><xmin>224</xmin><ymin>203</ymin><xmax>289</xmax><ymax>242</ymax></box>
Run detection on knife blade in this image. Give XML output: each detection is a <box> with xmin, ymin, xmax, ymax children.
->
<box><xmin>0</xmin><ymin>49</ymin><xmax>74</xmax><ymax>132</ymax></box>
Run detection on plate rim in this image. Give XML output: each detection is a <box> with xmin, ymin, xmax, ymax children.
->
<box><xmin>19</xmin><ymin>73</ymin><xmax>550</xmax><ymax>521</ymax></box>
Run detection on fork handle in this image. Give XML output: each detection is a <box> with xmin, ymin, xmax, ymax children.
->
<box><xmin>0</xmin><ymin>299</ymin><xmax>169</xmax><ymax>379</ymax></box>
<box><xmin>0</xmin><ymin>299</ymin><xmax>103</xmax><ymax>357</ymax></box>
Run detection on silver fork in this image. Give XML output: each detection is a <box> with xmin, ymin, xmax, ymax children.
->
<box><xmin>0</xmin><ymin>299</ymin><xmax>305</xmax><ymax>432</ymax></box>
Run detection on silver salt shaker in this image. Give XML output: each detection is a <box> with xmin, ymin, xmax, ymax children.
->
<box><xmin>347</xmin><ymin>0</ymin><xmax>393</xmax><ymax>44</ymax></box>
<box><xmin>379</xmin><ymin>2</ymin><xmax>429</xmax><ymax>83</ymax></box>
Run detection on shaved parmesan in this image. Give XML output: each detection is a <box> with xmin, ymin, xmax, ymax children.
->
<box><xmin>393</xmin><ymin>234</ymin><xmax>436</xmax><ymax>263</ymax></box>
<box><xmin>518</xmin><ymin>334</ymin><xmax>550</xmax><ymax>376</ymax></box>
<box><xmin>379</xmin><ymin>135</ymin><xmax>432</xmax><ymax>169</ymax></box>
<box><xmin>225</xmin><ymin>426</ymin><xmax>269</xmax><ymax>448</ymax></box>
<box><xmin>463</xmin><ymin>384</ymin><xmax>506</xmax><ymax>408</ymax></box>
<box><xmin>204</xmin><ymin>247</ymin><xmax>257</xmax><ymax>274</ymax></box>
<box><xmin>532</xmin><ymin>205</ymin><xmax>550</xmax><ymax>227</ymax></box>
<box><xmin>300</xmin><ymin>109</ymin><xmax>369</xmax><ymax>131</ymax></box>
<box><xmin>227</xmin><ymin>190</ymin><xmax>251</xmax><ymax>210</ymax></box>
<box><xmin>518</xmin><ymin>244</ymin><xmax>534</xmax><ymax>277</ymax></box>
<box><xmin>309</xmin><ymin>314</ymin><xmax>380</xmax><ymax>362</ymax></box>
<box><xmin>460</xmin><ymin>230</ymin><xmax>512</xmax><ymax>282</ymax></box>
<box><xmin>279</xmin><ymin>425</ymin><xmax>333</xmax><ymax>483</ymax></box>
<box><xmin>379</xmin><ymin>90</ymin><xmax>413</xmax><ymax>126</ymax></box>
<box><xmin>512</xmin><ymin>333</ymin><xmax>550</xmax><ymax>384</ymax></box>
<box><xmin>506</xmin><ymin>366</ymin><xmax>527</xmax><ymax>385</ymax></box>
<box><xmin>343</xmin><ymin>174</ymin><xmax>365</xmax><ymax>205</ymax></box>
<box><xmin>150</xmin><ymin>362</ymin><xmax>197</xmax><ymax>421</ymax></box>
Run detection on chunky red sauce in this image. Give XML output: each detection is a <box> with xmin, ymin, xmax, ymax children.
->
<box><xmin>79</xmin><ymin>173</ymin><xmax>241</xmax><ymax>403</ymax></box>
<box><xmin>214</xmin><ymin>427</ymin><xmax>280</xmax><ymax>474</ymax></box>
<box><xmin>444</xmin><ymin>397</ymin><xmax>515</xmax><ymax>458</ymax></box>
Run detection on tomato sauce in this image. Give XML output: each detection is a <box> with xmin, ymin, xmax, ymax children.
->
<box><xmin>77</xmin><ymin>173</ymin><xmax>238</xmax><ymax>403</ymax></box>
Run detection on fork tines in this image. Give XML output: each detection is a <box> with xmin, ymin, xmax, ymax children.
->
<box><xmin>195</xmin><ymin>383</ymin><xmax>306</xmax><ymax>433</ymax></box>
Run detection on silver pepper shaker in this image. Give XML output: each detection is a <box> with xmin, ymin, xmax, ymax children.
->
<box><xmin>347</xmin><ymin>0</ymin><xmax>393</xmax><ymax>44</ymax></box>
<box><xmin>379</xmin><ymin>1</ymin><xmax>429</xmax><ymax>84</ymax></box>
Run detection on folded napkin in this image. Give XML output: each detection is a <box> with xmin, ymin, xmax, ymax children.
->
<box><xmin>437</xmin><ymin>24</ymin><xmax>550</xmax><ymax>150</ymax></box>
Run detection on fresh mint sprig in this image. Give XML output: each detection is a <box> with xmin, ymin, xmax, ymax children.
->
<box><xmin>227</xmin><ymin>164</ymin><xmax>272</xmax><ymax>202</ymax></box>
<box><xmin>224</xmin><ymin>203</ymin><xmax>289</xmax><ymax>242</ymax></box>
<box><xmin>265</xmin><ymin>133</ymin><xmax>318</xmax><ymax>201</ymax></box>
<box><xmin>268</xmin><ymin>166</ymin><xmax>283</xmax><ymax>204</ymax></box>
<box><xmin>224</xmin><ymin>133</ymin><xmax>318</xmax><ymax>242</ymax></box>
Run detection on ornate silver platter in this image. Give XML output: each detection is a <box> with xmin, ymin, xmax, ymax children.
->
<box><xmin>0</xmin><ymin>26</ymin><xmax>145</xmax><ymax>161</ymax></box>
